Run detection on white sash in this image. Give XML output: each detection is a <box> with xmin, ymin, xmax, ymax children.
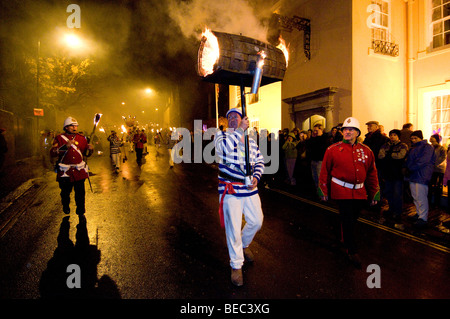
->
<box><xmin>58</xmin><ymin>135</ymin><xmax>88</xmax><ymax>177</ymax></box>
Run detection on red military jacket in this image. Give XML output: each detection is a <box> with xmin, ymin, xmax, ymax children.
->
<box><xmin>318</xmin><ymin>140</ymin><xmax>380</xmax><ymax>201</ymax></box>
<box><xmin>50</xmin><ymin>133</ymin><xmax>91</xmax><ymax>182</ymax></box>
<box><xmin>133</xmin><ymin>132</ymin><xmax>147</xmax><ymax>149</ymax></box>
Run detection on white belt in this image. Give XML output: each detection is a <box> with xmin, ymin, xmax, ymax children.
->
<box><xmin>58</xmin><ymin>161</ymin><xmax>88</xmax><ymax>177</ymax></box>
<box><xmin>332</xmin><ymin>177</ymin><xmax>364</xmax><ymax>189</ymax></box>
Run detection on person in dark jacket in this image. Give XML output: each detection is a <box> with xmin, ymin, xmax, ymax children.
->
<box><xmin>378</xmin><ymin>129</ymin><xmax>408</xmax><ymax>222</ymax></box>
<box><xmin>364</xmin><ymin>121</ymin><xmax>390</xmax><ymax>158</ymax></box>
<box><xmin>428</xmin><ymin>133</ymin><xmax>446</xmax><ymax>207</ymax></box>
<box><xmin>405</xmin><ymin>130</ymin><xmax>436</xmax><ymax>228</ymax></box>
<box><xmin>364</xmin><ymin>121</ymin><xmax>390</xmax><ymax>200</ymax></box>
<box><xmin>306</xmin><ymin>123</ymin><xmax>329</xmax><ymax>190</ymax></box>
<box><xmin>400</xmin><ymin>123</ymin><xmax>413</xmax><ymax>149</ymax></box>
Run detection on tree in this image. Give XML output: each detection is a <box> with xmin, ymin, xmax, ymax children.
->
<box><xmin>26</xmin><ymin>55</ymin><xmax>96</xmax><ymax>111</ymax></box>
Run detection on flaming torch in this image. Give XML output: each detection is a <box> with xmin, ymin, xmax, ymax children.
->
<box><xmin>88</xmin><ymin>113</ymin><xmax>102</xmax><ymax>143</ymax></box>
<box><xmin>251</xmin><ymin>51</ymin><xmax>266</xmax><ymax>94</ymax></box>
<box><xmin>84</xmin><ymin>113</ymin><xmax>102</xmax><ymax>192</ymax></box>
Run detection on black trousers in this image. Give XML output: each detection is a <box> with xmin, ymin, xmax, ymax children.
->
<box><xmin>336</xmin><ymin>199</ymin><xmax>366</xmax><ymax>255</ymax></box>
<box><xmin>135</xmin><ymin>148</ymin><xmax>143</xmax><ymax>165</ymax></box>
<box><xmin>59</xmin><ymin>178</ymin><xmax>86</xmax><ymax>215</ymax></box>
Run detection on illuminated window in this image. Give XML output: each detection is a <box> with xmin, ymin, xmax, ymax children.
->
<box><xmin>235</xmin><ymin>86</ymin><xmax>260</xmax><ymax>106</ymax></box>
<box><xmin>250</xmin><ymin>119</ymin><xmax>260</xmax><ymax>141</ymax></box>
<box><xmin>431</xmin><ymin>0</ymin><xmax>450</xmax><ymax>49</ymax></box>
<box><xmin>371</xmin><ymin>0</ymin><xmax>391</xmax><ymax>42</ymax></box>
<box><xmin>431</xmin><ymin>93</ymin><xmax>450</xmax><ymax>143</ymax></box>
<box><xmin>248</xmin><ymin>90</ymin><xmax>260</xmax><ymax>104</ymax></box>
<box><xmin>236</xmin><ymin>86</ymin><xmax>241</xmax><ymax>106</ymax></box>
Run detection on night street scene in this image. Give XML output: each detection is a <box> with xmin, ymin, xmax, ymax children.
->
<box><xmin>1</xmin><ymin>0</ymin><xmax>450</xmax><ymax>315</ymax></box>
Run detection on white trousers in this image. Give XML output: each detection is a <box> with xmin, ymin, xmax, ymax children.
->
<box><xmin>168</xmin><ymin>148</ymin><xmax>175</xmax><ymax>166</ymax></box>
<box><xmin>410</xmin><ymin>182</ymin><xmax>429</xmax><ymax>221</ymax></box>
<box><xmin>221</xmin><ymin>194</ymin><xmax>263</xmax><ymax>269</ymax></box>
<box><xmin>111</xmin><ymin>153</ymin><xmax>121</xmax><ymax>168</ymax></box>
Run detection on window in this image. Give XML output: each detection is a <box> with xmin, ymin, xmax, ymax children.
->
<box><xmin>431</xmin><ymin>0</ymin><xmax>450</xmax><ymax>49</ymax></box>
<box><xmin>431</xmin><ymin>93</ymin><xmax>450</xmax><ymax>144</ymax></box>
<box><xmin>371</xmin><ymin>0</ymin><xmax>391</xmax><ymax>42</ymax></box>
<box><xmin>235</xmin><ymin>86</ymin><xmax>260</xmax><ymax>106</ymax></box>
<box><xmin>369</xmin><ymin>0</ymin><xmax>398</xmax><ymax>56</ymax></box>
<box><xmin>248</xmin><ymin>90</ymin><xmax>260</xmax><ymax>104</ymax></box>
<box><xmin>236</xmin><ymin>86</ymin><xmax>241</xmax><ymax>106</ymax></box>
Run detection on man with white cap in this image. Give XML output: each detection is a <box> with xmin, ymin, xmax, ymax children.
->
<box><xmin>214</xmin><ymin>107</ymin><xmax>265</xmax><ymax>286</ymax></box>
<box><xmin>50</xmin><ymin>117</ymin><xmax>93</xmax><ymax>218</ymax></box>
<box><xmin>318</xmin><ymin>117</ymin><xmax>380</xmax><ymax>268</ymax></box>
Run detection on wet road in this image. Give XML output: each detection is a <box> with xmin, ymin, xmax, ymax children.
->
<box><xmin>1</xmin><ymin>144</ymin><xmax>450</xmax><ymax>302</ymax></box>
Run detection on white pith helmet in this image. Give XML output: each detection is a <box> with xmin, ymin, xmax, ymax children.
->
<box><xmin>342</xmin><ymin>117</ymin><xmax>361</xmax><ymax>137</ymax></box>
<box><xmin>63</xmin><ymin>116</ymin><xmax>79</xmax><ymax>130</ymax></box>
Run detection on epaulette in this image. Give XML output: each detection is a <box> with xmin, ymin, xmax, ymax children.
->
<box><xmin>327</xmin><ymin>141</ymin><xmax>344</xmax><ymax>150</ymax></box>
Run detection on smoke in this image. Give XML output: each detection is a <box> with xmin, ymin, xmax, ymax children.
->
<box><xmin>167</xmin><ymin>0</ymin><xmax>274</xmax><ymax>43</ymax></box>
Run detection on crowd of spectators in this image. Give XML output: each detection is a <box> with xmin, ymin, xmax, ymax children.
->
<box><xmin>273</xmin><ymin>121</ymin><xmax>450</xmax><ymax>229</ymax></box>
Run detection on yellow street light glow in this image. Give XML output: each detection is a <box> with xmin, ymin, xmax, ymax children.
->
<box><xmin>64</xmin><ymin>33</ymin><xmax>82</xmax><ymax>49</ymax></box>
<box><xmin>145</xmin><ymin>88</ymin><xmax>153</xmax><ymax>94</ymax></box>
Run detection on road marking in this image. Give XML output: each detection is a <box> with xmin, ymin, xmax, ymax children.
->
<box><xmin>268</xmin><ymin>187</ymin><xmax>450</xmax><ymax>254</ymax></box>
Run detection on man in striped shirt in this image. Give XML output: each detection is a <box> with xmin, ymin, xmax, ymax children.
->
<box><xmin>107</xmin><ymin>130</ymin><xmax>123</xmax><ymax>173</ymax></box>
<box><xmin>214</xmin><ymin>108</ymin><xmax>265</xmax><ymax>286</ymax></box>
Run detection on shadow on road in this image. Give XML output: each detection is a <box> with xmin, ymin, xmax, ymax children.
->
<box><xmin>39</xmin><ymin>215</ymin><xmax>121</xmax><ymax>299</ymax></box>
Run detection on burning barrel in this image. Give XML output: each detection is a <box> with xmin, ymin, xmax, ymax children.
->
<box><xmin>197</xmin><ymin>30</ymin><xmax>286</xmax><ymax>87</ymax></box>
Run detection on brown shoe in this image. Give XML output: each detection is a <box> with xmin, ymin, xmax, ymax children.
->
<box><xmin>231</xmin><ymin>268</ymin><xmax>243</xmax><ymax>286</ymax></box>
<box><xmin>243</xmin><ymin>247</ymin><xmax>254</xmax><ymax>262</ymax></box>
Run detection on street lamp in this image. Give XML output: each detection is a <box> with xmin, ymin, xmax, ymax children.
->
<box><xmin>63</xmin><ymin>33</ymin><xmax>83</xmax><ymax>49</ymax></box>
<box><xmin>36</xmin><ymin>32</ymin><xmax>87</xmax><ymax>125</ymax></box>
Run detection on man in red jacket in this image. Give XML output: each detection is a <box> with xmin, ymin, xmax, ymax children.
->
<box><xmin>133</xmin><ymin>129</ymin><xmax>147</xmax><ymax>166</ymax></box>
<box><xmin>50</xmin><ymin>117</ymin><xmax>93</xmax><ymax>217</ymax></box>
<box><xmin>318</xmin><ymin>117</ymin><xmax>380</xmax><ymax>268</ymax></box>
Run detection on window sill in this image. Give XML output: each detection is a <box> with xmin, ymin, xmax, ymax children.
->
<box><xmin>418</xmin><ymin>46</ymin><xmax>450</xmax><ymax>60</ymax></box>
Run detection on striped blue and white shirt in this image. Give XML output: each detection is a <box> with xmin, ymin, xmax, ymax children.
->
<box><xmin>214</xmin><ymin>128</ymin><xmax>265</xmax><ymax>197</ymax></box>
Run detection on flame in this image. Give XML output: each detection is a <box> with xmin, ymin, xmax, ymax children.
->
<box><xmin>99</xmin><ymin>127</ymin><xmax>105</xmax><ymax>133</ymax></box>
<box><xmin>199</xmin><ymin>28</ymin><xmax>220</xmax><ymax>76</ymax></box>
<box><xmin>257</xmin><ymin>51</ymin><xmax>266</xmax><ymax>68</ymax></box>
<box><xmin>121</xmin><ymin>125</ymin><xmax>127</xmax><ymax>133</ymax></box>
<box><xmin>276</xmin><ymin>36</ymin><xmax>289</xmax><ymax>67</ymax></box>
<box><xmin>94</xmin><ymin>113</ymin><xmax>103</xmax><ymax>125</ymax></box>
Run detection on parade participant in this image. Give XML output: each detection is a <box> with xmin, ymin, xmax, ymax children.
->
<box><xmin>107</xmin><ymin>130</ymin><xmax>123</xmax><ymax>173</ymax></box>
<box><xmin>318</xmin><ymin>117</ymin><xmax>380</xmax><ymax>268</ymax></box>
<box><xmin>50</xmin><ymin>117</ymin><xmax>93</xmax><ymax>216</ymax></box>
<box><xmin>214</xmin><ymin>108</ymin><xmax>265</xmax><ymax>286</ymax></box>
<box><xmin>165</xmin><ymin>129</ymin><xmax>177</xmax><ymax>168</ymax></box>
<box><xmin>133</xmin><ymin>129</ymin><xmax>147</xmax><ymax>166</ymax></box>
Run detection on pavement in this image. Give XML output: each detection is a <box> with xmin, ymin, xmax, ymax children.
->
<box><xmin>2</xmin><ymin>155</ymin><xmax>450</xmax><ymax>251</ymax></box>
